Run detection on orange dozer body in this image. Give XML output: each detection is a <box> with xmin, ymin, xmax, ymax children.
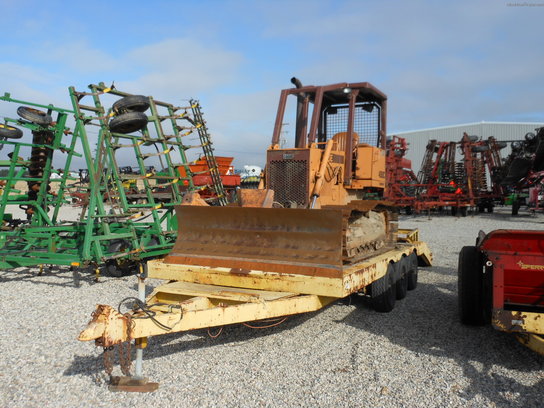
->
<box><xmin>166</xmin><ymin>79</ymin><xmax>395</xmax><ymax>275</ymax></box>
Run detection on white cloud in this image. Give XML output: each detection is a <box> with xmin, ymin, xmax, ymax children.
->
<box><xmin>34</xmin><ymin>41</ymin><xmax>121</xmax><ymax>74</ymax></box>
<box><xmin>120</xmin><ymin>38</ymin><xmax>244</xmax><ymax>99</ymax></box>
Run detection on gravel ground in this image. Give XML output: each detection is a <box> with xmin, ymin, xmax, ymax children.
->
<box><xmin>0</xmin><ymin>206</ymin><xmax>543</xmax><ymax>407</ymax></box>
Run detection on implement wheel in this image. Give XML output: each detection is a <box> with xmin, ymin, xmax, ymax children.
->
<box><xmin>512</xmin><ymin>199</ymin><xmax>521</xmax><ymax>216</ymax></box>
<box><xmin>458</xmin><ymin>246</ymin><xmax>489</xmax><ymax>325</ymax></box>
<box><xmin>371</xmin><ymin>263</ymin><xmax>396</xmax><ymax>313</ymax></box>
<box><xmin>105</xmin><ymin>259</ymin><xmax>138</xmax><ymax>277</ymax></box>
<box><xmin>109</xmin><ymin>111</ymin><xmax>148</xmax><ymax>134</ymax></box>
<box><xmin>112</xmin><ymin>95</ymin><xmax>150</xmax><ymax>114</ymax></box>
<box><xmin>0</xmin><ymin>123</ymin><xmax>23</xmax><ymax>139</ymax></box>
<box><xmin>17</xmin><ymin>106</ymin><xmax>52</xmax><ymax>126</ymax></box>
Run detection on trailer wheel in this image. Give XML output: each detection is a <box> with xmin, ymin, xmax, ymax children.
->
<box><xmin>371</xmin><ymin>263</ymin><xmax>396</xmax><ymax>313</ymax></box>
<box><xmin>451</xmin><ymin>206</ymin><xmax>458</xmax><ymax>216</ymax></box>
<box><xmin>395</xmin><ymin>261</ymin><xmax>408</xmax><ymax>300</ymax></box>
<box><xmin>17</xmin><ymin>106</ymin><xmax>52</xmax><ymax>126</ymax></box>
<box><xmin>458</xmin><ymin>246</ymin><xmax>489</xmax><ymax>325</ymax></box>
<box><xmin>109</xmin><ymin>111</ymin><xmax>148</xmax><ymax>134</ymax></box>
<box><xmin>0</xmin><ymin>123</ymin><xmax>23</xmax><ymax>139</ymax></box>
<box><xmin>407</xmin><ymin>252</ymin><xmax>418</xmax><ymax>290</ymax></box>
<box><xmin>112</xmin><ymin>95</ymin><xmax>150</xmax><ymax>114</ymax></box>
<box><xmin>405</xmin><ymin>206</ymin><xmax>413</xmax><ymax>215</ymax></box>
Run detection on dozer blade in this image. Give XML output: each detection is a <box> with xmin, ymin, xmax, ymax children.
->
<box><xmin>164</xmin><ymin>206</ymin><xmax>344</xmax><ymax>278</ymax></box>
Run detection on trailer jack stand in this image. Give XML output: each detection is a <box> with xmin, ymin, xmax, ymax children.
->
<box><xmin>108</xmin><ymin>376</ymin><xmax>159</xmax><ymax>393</ymax></box>
<box><xmin>107</xmin><ymin>275</ymin><xmax>158</xmax><ymax>392</ymax></box>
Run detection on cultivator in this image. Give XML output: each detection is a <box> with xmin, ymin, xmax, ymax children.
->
<box><xmin>386</xmin><ymin>133</ymin><xmax>507</xmax><ymax>215</ymax></box>
<box><xmin>384</xmin><ymin>136</ymin><xmax>417</xmax><ymax>213</ymax></box>
<box><xmin>458</xmin><ymin>133</ymin><xmax>506</xmax><ymax>212</ymax></box>
<box><xmin>413</xmin><ymin>139</ymin><xmax>471</xmax><ymax>215</ymax></box>
<box><xmin>0</xmin><ymin>84</ymin><xmax>225</xmax><ymax>274</ymax></box>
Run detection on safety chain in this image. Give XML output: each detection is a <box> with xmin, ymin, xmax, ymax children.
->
<box><xmin>94</xmin><ymin>310</ymin><xmax>134</xmax><ymax>380</ymax></box>
<box><xmin>103</xmin><ymin>346</ymin><xmax>114</xmax><ymax>377</ymax></box>
<box><xmin>119</xmin><ymin>314</ymin><xmax>134</xmax><ymax>376</ymax></box>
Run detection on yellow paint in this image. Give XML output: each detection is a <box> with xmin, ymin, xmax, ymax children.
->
<box><xmin>516</xmin><ymin>334</ymin><xmax>544</xmax><ymax>355</ymax></box>
<box><xmin>131</xmin><ymin>293</ymin><xmax>336</xmax><ymax>339</ymax></box>
<box><xmin>136</xmin><ymin>337</ymin><xmax>148</xmax><ymax>349</ymax></box>
<box><xmin>493</xmin><ymin>310</ymin><xmax>544</xmax><ymax>335</ymax></box>
<box><xmin>147</xmin><ymin>240</ymin><xmax>432</xmax><ymax>298</ymax></box>
<box><xmin>517</xmin><ymin>261</ymin><xmax>544</xmax><ymax>271</ymax></box>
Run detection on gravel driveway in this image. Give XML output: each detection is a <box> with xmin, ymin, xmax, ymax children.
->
<box><xmin>0</xmin><ymin>207</ymin><xmax>542</xmax><ymax>407</ymax></box>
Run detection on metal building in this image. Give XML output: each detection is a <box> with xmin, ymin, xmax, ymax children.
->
<box><xmin>394</xmin><ymin>121</ymin><xmax>544</xmax><ymax>173</ymax></box>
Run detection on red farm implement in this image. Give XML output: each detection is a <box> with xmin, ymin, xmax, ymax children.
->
<box><xmin>458</xmin><ymin>230</ymin><xmax>544</xmax><ymax>355</ymax></box>
<box><xmin>385</xmin><ymin>136</ymin><xmax>417</xmax><ymax>213</ymax></box>
<box><xmin>179</xmin><ymin>156</ymin><xmax>240</xmax><ymax>202</ymax></box>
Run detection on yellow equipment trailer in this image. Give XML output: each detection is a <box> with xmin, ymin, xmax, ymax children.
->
<box><xmin>79</xmin><ymin>226</ymin><xmax>431</xmax><ymax>391</ymax></box>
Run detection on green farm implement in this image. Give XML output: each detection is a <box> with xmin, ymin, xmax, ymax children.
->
<box><xmin>0</xmin><ymin>84</ymin><xmax>225</xmax><ymax>276</ymax></box>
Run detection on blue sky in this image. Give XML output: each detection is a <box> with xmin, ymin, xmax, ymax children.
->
<box><xmin>1</xmin><ymin>0</ymin><xmax>543</xmax><ymax>168</ymax></box>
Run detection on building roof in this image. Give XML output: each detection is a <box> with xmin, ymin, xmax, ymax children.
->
<box><xmin>393</xmin><ymin>121</ymin><xmax>543</xmax><ymax>135</ymax></box>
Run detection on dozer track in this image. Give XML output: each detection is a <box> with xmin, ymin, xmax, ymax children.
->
<box><xmin>164</xmin><ymin>201</ymin><xmax>397</xmax><ymax>279</ymax></box>
<box><xmin>335</xmin><ymin>201</ymin><xmax>398</xmax><ymax>263</ymax></box>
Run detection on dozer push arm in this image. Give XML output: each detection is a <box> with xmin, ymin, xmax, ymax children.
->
<box><xmin>310</xmin><ymin>139</ymin><xmax>334</xmax><ymax>208</ymax></box>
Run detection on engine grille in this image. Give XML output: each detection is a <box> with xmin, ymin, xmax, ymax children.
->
<box><xmin>268</xmin><ymin>159</ymin><xmax>308</xmax><ymax>207</ymax></box>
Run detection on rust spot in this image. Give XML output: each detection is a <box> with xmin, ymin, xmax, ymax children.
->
<box><xmin>494</xmin><ymin>310</ymin><xmax>527</xmax><ymax>332</ymax></box>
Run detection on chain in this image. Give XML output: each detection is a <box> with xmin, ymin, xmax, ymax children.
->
<box><xmin>103</xmin><ymin>346</ymin><xmax>114</xmax><ymax>377</ymax></box>
<box><xmin>93</xmin><ymin>309</ymin><xmax>135</xmax><ymax>379</ymax></box>
<box><xmin>119</xmin><ymin>314</ymin><xmax>133</xmax><ymax>376</ymax></box>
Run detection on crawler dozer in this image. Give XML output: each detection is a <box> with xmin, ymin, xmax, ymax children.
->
<box><xmin>79</xmin><ymin>79</ymin><xmax>432</xmax><ymax>391</ymax></box>
<box><xmin>167</xmin><ymin>78</ymin><xmax>394</xmax><ymax>270</ymax></box>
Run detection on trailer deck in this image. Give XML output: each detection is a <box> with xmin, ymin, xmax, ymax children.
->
<box><xmin>79</xmin><ymin>230</ymin><xmax>431</xmax><ymax>390</ymax></box>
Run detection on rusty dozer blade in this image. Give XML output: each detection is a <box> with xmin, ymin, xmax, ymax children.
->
<box><xmin>164</xmin><ymin>206</ymin><xmax>344</xmax><ymax>278</ymax></box>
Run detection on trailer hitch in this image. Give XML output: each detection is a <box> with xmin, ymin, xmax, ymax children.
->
<box><xmin>79</xmin><ymin>304</ymin><xmax>158</xmax><ymax>392</ymax></box>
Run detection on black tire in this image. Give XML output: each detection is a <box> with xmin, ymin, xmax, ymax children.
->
<box><xmin>486</xmin><ymin>204</ymin><xmax>494</xmax><ymax>213</ymax></box>
<box><xmin>17</xmin><ymin>106</ymin><xmax>52</xmax><ymax>126</ymax></box>
<box><xmin>109</xmin><ymin>111</ymin><xmax>148</xmax><ymax>134</ymax></box>
<box><xmin>0</xmin><ymin>123</ymin><xmax>23</xmax><ymax>139</ymax></box>
<box><xmin>451</xmin><ymin>206</ymin><xmax>458</xmax><ymax>216</ymax></box>
<box><xmin>112</xmin><ymin>95</ymin><xmax>150</xmax><ymax>114</ymax></box>
<box><xmin>458</xmin><ymin>246</ymin><xmax>490</xmax><ymax>325</ymax></box>
<box><xmin>407</xmin><ymin>252</ymin><xmax>418</xmax><ymax>290</ymax></box>
<box><xmin>395</xmin><ymin>261</ymin><xmax>408</xmax><ymax>300</ymax></box>
<box><xmin>460</xmin><ymin>206</ymin><xmax>467</xmax><ymax>217</ymax></box>
<box><xmin>512</xmin><ymin>199</ymin><xmax>520</xmax><ymax>216</ymax></box>
<box><xmin>534</xmin><ymin>139</ymin><xmax>544</xmax><ymax>172</ymax></box>
<box><xmin>105</xmin><ymin>260</ymin><xmax>125</xmax><ymax>278</ymax></box>
<box><xmin>104</xmin><ymin>259</ymin><xmax>139</xmax><ymax>277</ymax></box>
<box><xmin>371</xmin><ymin>263</ymin><xmax>396</xmax><ymax>313</ymax></box>
<box><xmin>405</xmin><ymin>206</ymin><xmax>413</xmax><ymax>215</ymax></box>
